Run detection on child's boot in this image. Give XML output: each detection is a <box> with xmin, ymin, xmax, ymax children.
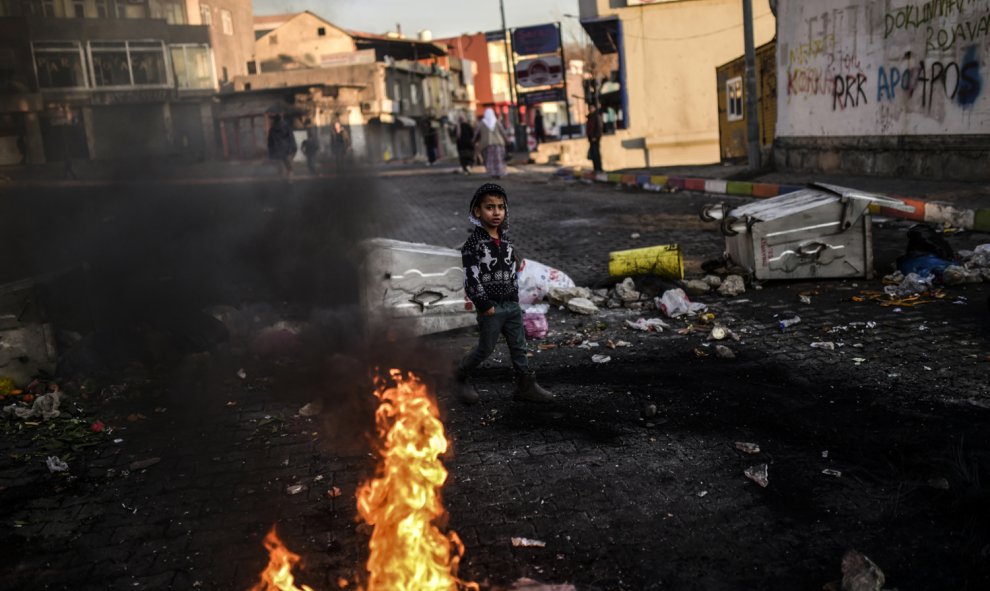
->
<box><xmin>513</xmin><ymin>371</ymin><xmax>555</xmax><ymax>403</ymax></box>
<box><xmin>453</xmin><ymin>366</ymin><xmax>480</xmax><ymax>405</ymax></box>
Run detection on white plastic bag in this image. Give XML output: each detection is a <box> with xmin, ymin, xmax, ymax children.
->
<box><xmin>657</xmin><ymin>288</ymin><xmax>708</xmax><ymax>318</ymax></box>
<box><xmin>518</xmin><ymin>259</ymin><xmax>575</xmax><ymax>305</ymax></box>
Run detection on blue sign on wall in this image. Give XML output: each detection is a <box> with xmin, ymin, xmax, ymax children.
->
<box><xmin>511</xmin><ymin>24</ymin><xmax>559</xmax><ymax>56</ymax></box>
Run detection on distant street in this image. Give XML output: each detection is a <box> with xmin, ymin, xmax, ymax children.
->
<box><xmin>1</xmin><ymin>164</ymin><xmax>988</xmax><ymax>590</ymax></box>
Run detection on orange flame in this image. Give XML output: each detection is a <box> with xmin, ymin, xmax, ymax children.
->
<box><xmin>250</xmin><ymin>526</ymin><xmax>315</xmax><ymax>591</ymax></box>
<box><xmin>356</xmin><ymin>369</ymin><xmax>477</xmax><ymax>591</ymax></box>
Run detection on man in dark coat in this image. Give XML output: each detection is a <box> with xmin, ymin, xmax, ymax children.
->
<box><xmin>267</xmin><ymin>113</ymin><xmax>297</xmax><ymax>181</ymax></box>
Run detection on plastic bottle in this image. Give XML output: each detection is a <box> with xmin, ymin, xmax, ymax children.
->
<box><xmin>778</xmin><ymin>316</ymin><xmax>802</xmax><ymax>329</ymax></box>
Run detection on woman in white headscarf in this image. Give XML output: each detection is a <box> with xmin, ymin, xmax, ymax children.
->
<box><xmin>473</xmin><ymin>107</ymin><xmax>509</xmax><ymax>178</ymax></box>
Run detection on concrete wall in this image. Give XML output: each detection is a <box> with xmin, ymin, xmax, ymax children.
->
<box><xmin>254</xmin><ymin>13</ymin><xmax>356</xmax><ymax>72</ymax></box>
<box><xmin>583</xmin><ymin>0</ymin><xmax>776</xmax><ymax>170</ymax></box>
<box><xmin>776</xmin><ymin>0</ymin><xmax>990</xmax><ymax>179</ymax></box>
<box><xmin>200</xmin><ymin>0</ymin><xmax>255</xmax><ymax>86</ymax></box>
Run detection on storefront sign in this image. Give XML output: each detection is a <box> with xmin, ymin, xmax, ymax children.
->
<box><xmin>91</xmin><ymin>88</ymin><xmax>173</xmax><ymax>105</ymax></box>
<box><xmin>511</xmin><ymin>24</ymin><xmax>559</xmax><ymax>56</ymax></box>
<box><xmin>515</xmin><ymin>56</ymin><xmax>563</xmax><ymax>88</ymax></box>
<box><xmin>518</xmin><ymin>87</ymin><xmax>565</xmax><ymax>106</ymax></box>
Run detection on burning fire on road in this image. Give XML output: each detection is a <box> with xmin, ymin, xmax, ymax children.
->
<box><xmin>251</xmin><ymin>369</ymin><xmax>476</xmax><ymax>591</ymax></box>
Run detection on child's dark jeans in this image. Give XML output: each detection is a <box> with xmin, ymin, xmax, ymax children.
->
<box><xmin>458</xmin><ymin>301</ymin><xmax>530</xmax><ymax>376</ymax></box>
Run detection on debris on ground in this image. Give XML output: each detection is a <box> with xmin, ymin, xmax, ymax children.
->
<box><xmin>590</xmin><ymin>354</ymin><xmax>611</xmax><ymax>364</ymax></box>
<box><xmin>2</xmin><ymin>389</ymin><xmax>62</xmax><ymax>420</ymax></box>
<box><xmin>129</xmin><ymin>457</ymin><xmax>161</xmax><ymax>471</ymax></box>
<box><xmin>285</xmin><ymin>483</ymin><xmax>306</xmax><ymax>495</ymax></box>
<box><xmin>46</xmin><ymin>455</ymin><xmax>69</xmax><ymax>473</ymax></box>
<box><xmin>717</xmin><ymin>274</ymin><xmax>746</xmax><ymax>297</ymax></box>
<box><xmin>625</xmin><ymin>317</ymin><xmax>670</xmax><ymax>332</ymax></box>
<box><xmin>511</xmin><ymin>537</ymin><xmax>547</xmax><ymax>548</ymax></box>
<box><xmin>657</xmin><ymin>288</ymin><xmax>707</xmax><ymax>318</ymax></box>
<box><xmin>811</xmin><ymin>341</ymin><xmax>836</xmax><ymax>351</ymax></box>
<box><xmin>566</xmin><ymin>297</ymin><xmax>599</xmax><ymax>315</ymax></box>
<box><xmin>518</xmin><ymin>259</ymin><xmax>576</xmax><ymax>305</ymax></box>
<box><xmin>505</xmin><ymin>577</ymin><xmax>576</xmax><ymax>591</ymax></box>
<box><xmin>642</xmin><ymin>404</ymin><xmax>658</xmax><ymax>418</ymax></box>
<box><xmin>298</xmin><ymin>400</ymin><xmax>323</xmax><ymax>417</ymax></box>
<box><xmin>523</xmin><ymin>304</ymin><xmax>550</xmax><ymax>339</ymax></box>
<box><xmin>735</xmin><ymin>442</ymin><xmax>760</xmax><ymax>454</ymax></box>
<box><xmin>683</xmin><ymin>279</ymin><xmax>710</xmax><ymax>295</ymax></box>
<box><xmin>744</xmin><ymin>463</ymin><xmax>769</xmax><ymax>487</ymax></box>
<box><xmin>715</xmin><ymin>345</ymin><xmax>736</xmax><ymax>359</ymax></box>
<box><xmin>822</xmin><ymin>468</ymin><xmax>842</xmax><ymax>478</ymax></box>
<box><xmin>840</xmin><ymin>550</ymin><xmax>885</xmax><ymax>591</ymax></box>
<box><xmin>778</xmin><ymin>316</ymin><xmax>802</xmax><ymax>329</ymax></box>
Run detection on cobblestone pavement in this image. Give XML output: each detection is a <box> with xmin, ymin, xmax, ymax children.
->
<box><xmin>1</xmin><ymin>165</ymin><xmax>988</xmax><ymax>590</ymax></box>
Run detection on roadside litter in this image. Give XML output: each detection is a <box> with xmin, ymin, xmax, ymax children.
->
<box><xmin>657</xmin><ymin>289</ymin><xmax>707</xmax><ymax>318</ymax></box>
<box><xmin>734</xmin><ymin>442</ymin><xmax>760</xmax><ymax>454</ymax></box>
<box><xmin>46</xmin><ymin>455</ymin><xmax>69</xmax><ymax>473</ymax></box>
<box><xmin>2</xmin><ymin>389</ymin><xmax>62</xmax><ymax>420</ymax></box>
<box><xmin>608</xmin><ymin>244</ymin><xmax>683</xmax><ymax>280</ymax></box>
<box><xmin>625</xmin><ymin>318</ymin><xmax>670</xmax><ymax>332</ymax></box>
<box><xmin>511</xmin><ymin>537</ymin><xmax>547</xmax><ymax>548</ymax></box>
<box><xmin>744</xmin><ymin>464</ymin><xmax>769</xmax><ymax>487</ymax></box>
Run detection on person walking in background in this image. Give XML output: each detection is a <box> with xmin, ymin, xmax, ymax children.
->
<box><xmin>454</xmin><ymin>116</ymin><xmax>475</xmax><ymax>174</ymax></box>
<box><xmin>423</xmin><ymin>124</ymin><xmax>439</xmax><ymax>166</ymax></box>
<box><xmin>301</xmin><ymin>119</ymin><xmax>319</xmax><ymax>175</ymax></box>
<box><xmin>474</xmin><ymin>107</ymin><xmax>508</xmax><ymax>178</ymax></box>
<box><xmin>533</xmin><ymin>108</ymin><xmax>546</xmax><ymax>146</ymax></box>
<box><xmin>330</xmin><ymin>120</ymin><xmax>350</xmax><ymax>171</ymax></box>
<box><xmin>586</xmin><ymin>105</ymin><xmax>604</xmax><ymax>173</ymax></box>
<box><xmin>267</xmin><ymin>113</ymin><xmax>297</xmax><ymax>182</ymax></box>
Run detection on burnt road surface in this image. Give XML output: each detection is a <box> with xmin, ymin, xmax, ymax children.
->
<box><xmin>1</xmin><ymin>165</ymin><xmax>989</xmax><ymax>590</ymax></box>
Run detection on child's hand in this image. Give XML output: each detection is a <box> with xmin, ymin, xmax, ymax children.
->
<box><xmin>483</xmin><ymin>307</ymin><xmax>496</xmax><ymax>316</ymax></box>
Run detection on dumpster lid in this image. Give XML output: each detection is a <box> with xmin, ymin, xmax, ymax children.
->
<box><xmin>810</xmin><ymin>183</ymin><xmax>916</xmax><ymax>212</ymax></box>
<box><xmin>727</xmin><ymin>183</ymin><xmax>916</xmax><ymax>222</ymax></box>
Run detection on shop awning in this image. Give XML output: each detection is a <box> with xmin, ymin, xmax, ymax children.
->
<box><xmin>581</xmin><ymin>16</ymin><xmax>620</xmax><ymax>55</ymax></box>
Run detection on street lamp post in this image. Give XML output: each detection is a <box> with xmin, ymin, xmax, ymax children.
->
<box><xmin>499</xmin><ymin>0</ymin><xmax>518</xmax><ymax>135</ymax></box>
<box><xmin>743</xmin><ymin>0</ymin><xmax>761</xmax><ymax>170</ymax></box>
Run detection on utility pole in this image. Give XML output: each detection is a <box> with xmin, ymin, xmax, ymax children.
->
<box><xmin>499</xmin><ymin>0</ymin><xmax>518</xmax><ymax>137</ymax></box>
<box><xmin>743</xmin><ymin>0</ymin><xmax>760</xmax><ymax>170</ymax></box>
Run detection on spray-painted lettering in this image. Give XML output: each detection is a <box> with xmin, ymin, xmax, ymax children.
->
<box><xmin>833</xmin><ymin>73</ymin><xmax>869</xmax><ymax>109</ymax></box>
<box><xmin>876</xmin><ymin>46</ymin><xmax>982</xmax><ymax>108</ymax></box>
<box><xmin>924</xmin><ymin>13</ymin><xmax>990</xmax><ymax>50</ymax></box>
<box><xmin>884</xmin><ymin>0</ymin><xmax>974</xmax><ymax>37</ymax></box>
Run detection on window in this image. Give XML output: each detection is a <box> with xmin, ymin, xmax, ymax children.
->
<box><xmin>162</xmin><ymin>1</ymin><xmax>184</xmax><ymax>24</ymax></box>
<box><xmin>726</xmin><ymin>76</ymin><xmax>743</xmax><ymax>122</ymax></box>
<box><xmin>220</xmin><ymin>9</ymin><xmax>232</xmax><ymax>35</ymax></box>
<box><xmin>33</xmin><ymin>42</ymin><xmax>87</xmax><ymax>89</ymax></box>
<box><xmin>269</xmin><ymin>34</ymin><xmax>277</xmax><ymax>45</ymax></box>
<box><xmin>410</xmin><ymin>83</ymin><xmax>418</xmax><ymax>105</ymax></box>
<box><xmin>246</xmin><ymin>60</ymin><xmax>256</xmax><ymax>74</ymax></box>
<box><xmin>199</xmin><ymin>4</ymin><xmax>210</xmax><ymax>25</ymax></box>
<box><xmin>40</xmin><ymin>0</ymin><xmax>55</xmax><ymax>17</ymax></box>
<box><xmin>72</xmin><ymin>0</ymin><xmax>84</xmax><ymax>17</ymax></box>
<box><xmin>89</xmin><ymin>40</ymin><xmax>169</xmax><ymax>87</ymax></box>
<box><xmin>170</xmin><ymin>44</ymin><xmax>213</xmax><ymax>89</ymax></box>
<box><xmin>95</xmin><ymin>0</ymin><xmax>108</xmax><ymax>17</ymax></box>
<box><xmin>391</xmin><ymin>82</ymin><xmax>400</xmax><ymax>101</ymax></box>
<box><xmin>317</xmin><ymin>27</ymin><xmax>326</xmax><ymax>36</ymax></box>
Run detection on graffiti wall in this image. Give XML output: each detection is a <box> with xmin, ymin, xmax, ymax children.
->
<box><xmin>778</xmin><ymin>0</ymin><xmax>990</xmax><ymax>136</ymax></box>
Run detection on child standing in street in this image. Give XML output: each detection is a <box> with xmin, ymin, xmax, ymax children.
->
<box><xmin>454</xmin><ymin>183</ymin><xmax>555</xmax><ymax>405</ymax></box>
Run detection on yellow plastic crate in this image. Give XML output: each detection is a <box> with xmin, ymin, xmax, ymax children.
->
<box><xmin>608</xmin><ymin>244</ymin><xmax>684</xmax><ymax>280</ymax></box>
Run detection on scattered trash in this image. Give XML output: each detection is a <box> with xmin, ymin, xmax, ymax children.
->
<box><xmin>884</xmin><ymin>272</ymin><xmax>933</xmax><ymax>297</ymax></box>
<box><xmin>511</xmin><ymin>537</ymin><xmax>547</xmax><ymax>548</ymax></box>
<box><xmin>744</xmin><ymin>463</ymin><xmax>769</xmax><ymax>487</ymax></box>
<box><xmin>523</xmin><ymin>304</ymin><xmax>550</xmax><ymax>339</ymax></box>
<box><xmin>298</xmin><ymin>401</ymin><xmax>323</xmax><ymax>417</ymax></box>
<box><xmin>810</xmin><ymin>341</ymin><xmax>836</xmax><ymax>351</ymax></box>
<box><xmin>710</xmin><ymin>325</ymin><xmax>728</xmax><ymax>340</ymax></box>
<box><xmin>630</xmin><ymin>232</ymin><xmax>640</xmax><ymax>239</ymax></box>
<box><xmin>613</xmin><ymin>278</ymin><xmax>641</xmax><ymax>303</ymax></box>
<box><xmin>45</xmin><ymin>456</ymin><xmax>69</xmax><ymax>473</ymax></box>
<box><xmin>942</xmin><ymin>265</ymin><xmax>983</xmax><ymax>285</ymax></box>
<box><xmin>547</xmin><ymin>286</ymin><xmax>592</xmax><ymax>307</ymax></box>
<box><xmin>703</xmin><ymin>274</ymin><xmax>722</xmax><ymax>288</ymax></box>
<box><xmin>717</xmin><ymin>274</ymin><xmax>746</xmax><ymax>297</ymax></box>
<box><xmin>625</xmin><ymin>317</ymin><xmax>670</xmax><ymax>332</ymax></box>
<box><xmin>851</xmin><ymin>357</ymin><xmax>867</xmax><ymax>365</ymax></box>
<box><xmin>657</xmin><ymin>288</ymin><xmax>707</xmax><ymax>318</ymax></box>
<box><xmin>778</xmin><ymin>316</ymin><xmax>801</xmax><ymax>329</ymax></box>
<box><xmin>566</xmin><ymin>297</ymin><xmax>599</xmax><ymax>315</ymax></box>
<box><xmin>897</xmin><ymin>224</ymin><xmax>955</xmax><ymax>278</ymax></box>
<box><xmin>518</xmin><ymin>260</ymin><xmax>576</xmax><ymax>305</ymax></box>
<box><xmin>90</xmin><ymin>420</ymin><xmax>106</xmax><ymax>433</ymax></box>
<box><xmin>822</xmin><ymin>450</ymin><xmax>829</xmax><ymax>458</ymax></box>
<box><xmin>799</xmin><ymin>294</ymin><xmax>812</xmax><ymax>304</ymax></box>
<box><xmin>715</xmin><ymin>345</ymin><xmax>736</xmax><ymax>359</ymax></box>
<box><xmin>2</xmin><ymin>390</ymin><xmax>62</xmax><ymax>421</ymax></box>
<box><xmin>129</xmin><ymin>457</ymin><xmax>161</xmax><ymax>471</ymax></box>
<box><xmin>577</xmin><ymin>340</ymin><xmax>599</xmax><ymax>350</ymax></box>
<box><xmin>642</xmin><ymin>403</ymin><xmax>658</xmax><ymax>419</ymax></box>
<box><xmin>326</xmin><ymin>486</ymin><xmax>343</xmax><ymax>498</ymax></box>
<box><xmin>696</xmin><ymin>490</ymin><xmax>708</xmax><ymax>498</ymax></box>
<box><xmin>285</xmin><ymin>484</ymin><xmax>306</xmax><ymax>495</ymax></box>
<box><xmin>683</xmin><ymin>279</ymin><xmax>710</xmax><ymax>295</ymax></box>
<box><xmin>821</xmin><ymin>468</ymin><xmax>842</xmax><ymax>478</ymax></box>
<box><xmin>590</xmin><ymin>354</ymin><xmax>611</xmax><ymax>364</ymax></box>
<box><xmin>608</xmin><ymin>244</ymin><xmax>683</xmax><ymax>280</ymax></box>
<box><xmin>507</xmin><ymin>577</ymin><xmax>576</xmax><ymax>591</ymax></box>
<box><xmin>236</xmin><ymin>368</ymin><xmax>247</xmax><ymax>380</ymax></box>
<box><xmin>840</xmin><ymin>550</ymin><xmax>885</xmax><ymax>591</ymax></box>
<box><xmin>735</xmin><ymin>442</ymin><xmax>760</xmax><ymax>454</ymax></box>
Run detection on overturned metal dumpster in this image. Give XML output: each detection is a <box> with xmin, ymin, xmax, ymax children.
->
<box><xmin>701</xmin><ymin>183</ymin><xmax>914</xmax><ymax>280</ymax></box>
<box><xmin>359</xmin><ymin>239</ymin><xmax>475</xmax><ymax>336</ymax></box>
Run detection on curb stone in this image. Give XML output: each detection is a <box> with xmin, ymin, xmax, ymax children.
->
<box><xmin>563</xmin><ymin>167</ymin><xmax>989</xmax><ymax>231</ymax></box>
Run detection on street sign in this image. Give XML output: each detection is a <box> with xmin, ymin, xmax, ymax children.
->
<box><xmin>511</xmin><ymin>24</ymin><xmax>559</xmax><ymax>56</ymax></box>
<box><xmin>485</xmin><ymin>30</ymin><xmax>506</xmax><ymax>42</ymax></box>
<box><xmin>515</xmin><ymin>56</ymin><xmax>563</xmax><ymax>88</ymax></box>
<box><xmin>518</xmin><ymin>87</ymin><xmax>566</xmax><ymax>106</ymax></box>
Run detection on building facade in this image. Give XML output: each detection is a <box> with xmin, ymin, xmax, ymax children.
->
<box><xmin>574</xmin><ymin>0</ymin><xmax>776</xmax><ymax>170</ymax></box>
<box><xmin>716</xmin><ymin>39</ymin><xmax>776</xmax><ymax>162</ymax></box>
<box><xmin>220</xmin><ymin>12</ymin><xmax>466</xmax><ymax>164</ymax></box>
<box><xmin>775</xmin><ymin>0</ymin><xmax>990</xmax><ymax>180</ymax></box>
<box><xmin>0</xmin><ymin>0</ymin><xmax>253</xmax><ymax>165</ymax></box>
